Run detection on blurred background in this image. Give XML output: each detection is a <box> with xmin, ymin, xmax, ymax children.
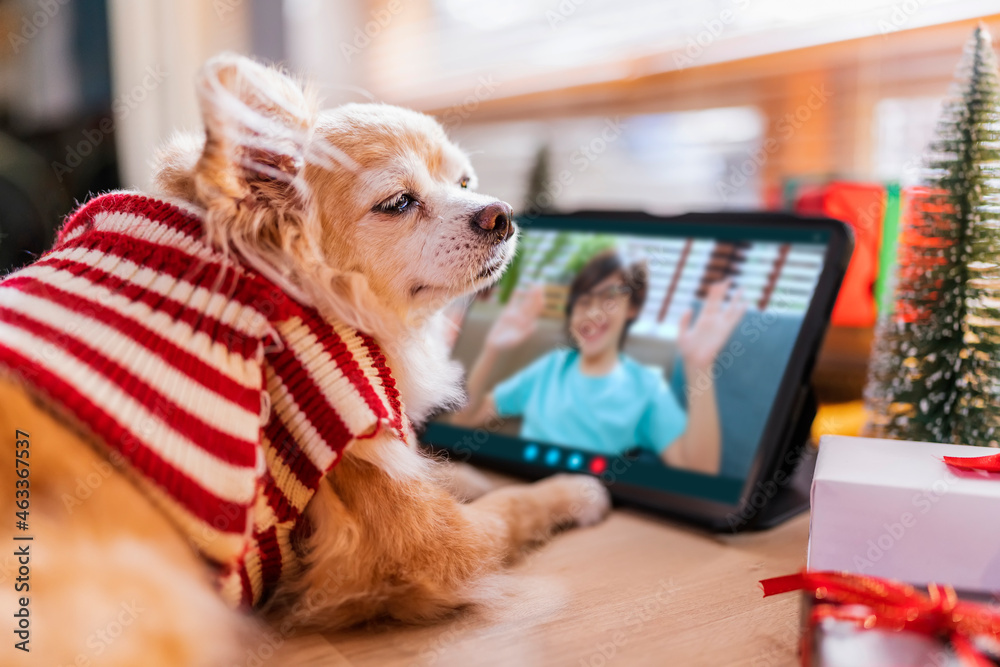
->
<box><xmin>0</xmin><ymin>0</ymin><xmax>997</xmax><ymax>408</ymax></box>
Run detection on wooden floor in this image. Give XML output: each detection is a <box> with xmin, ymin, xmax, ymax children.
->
<box><xmin>263</xmin><ymin>495</ymin><xmax>809</xmax><ymax>667</ymax></box>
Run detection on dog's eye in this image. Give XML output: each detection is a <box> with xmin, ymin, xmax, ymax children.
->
<box><xmin>459</xmin><ymin>177</ymin><xmax>470</xmax><ymax>189</ymax></box>
<box><xmin>376</xmin><ymin>193</ymin><xmax>417</xmax><ymax>215</ymax></box>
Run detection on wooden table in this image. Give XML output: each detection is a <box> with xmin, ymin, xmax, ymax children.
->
<box><xmin>264</xmin><ymin>488</ymin><xmax>810</xmax><ymax>667</ymax></box>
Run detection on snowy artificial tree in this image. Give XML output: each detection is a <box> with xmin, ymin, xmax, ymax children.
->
<box><xmin>864</xmin><ymin>24</ymin><xmax>1000</xmax><ymax>448</ymax></box>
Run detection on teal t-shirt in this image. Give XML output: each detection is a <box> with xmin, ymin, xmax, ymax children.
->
<box><xmin>492</xmin><ymin>349</ymin><xmax>687</xmax><ymax>457</ymax></box>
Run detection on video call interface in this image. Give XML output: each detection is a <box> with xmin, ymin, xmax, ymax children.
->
<box><xmin>429</xmin><ymin>224</ymin><xmax>829</xmax><ymax>504</ymax></box>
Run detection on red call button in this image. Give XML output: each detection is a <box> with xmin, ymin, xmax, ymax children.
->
<box><xmin>588</xmin><ymin>456</ymin><xmax>607</xmax><ymax>475</ymax></box>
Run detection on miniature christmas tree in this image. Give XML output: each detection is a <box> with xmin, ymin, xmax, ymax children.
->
<box><xmin>864</xmin><ymin>24</ymin><xmax>1000</xmax><ymax>448</ymax></box>
<box><xmin>523</xmin><ymin>144</ymin><xmax>553</xmax><ymax>219</ymax></box>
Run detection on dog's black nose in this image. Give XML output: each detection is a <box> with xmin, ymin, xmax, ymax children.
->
<box><xmin>472</xmin><ymin>202</ymin><xmax>515</xmax><ymax>242</ymax></box>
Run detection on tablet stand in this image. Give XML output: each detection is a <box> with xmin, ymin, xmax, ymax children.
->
<box><xmin>747</xmin><ymin>385</ymin><xmax>818</xmax><ymax>530</ymax></box>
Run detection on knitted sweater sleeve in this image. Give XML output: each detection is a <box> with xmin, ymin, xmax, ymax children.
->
<box><xmin>229</xmin><ymin>300</ymin><xmax>409</xmax><ymax>608</ymax></box>
<box><xmin>260</xmin><ymin>304</ymin><xmax>408</xmax><ymax>510</ymax></box>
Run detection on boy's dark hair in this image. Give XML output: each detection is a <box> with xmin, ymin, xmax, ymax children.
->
<box><xmin>565</xmin><ymin>250</ymin><xmax>649</xmax><ymax>349</ymax></box>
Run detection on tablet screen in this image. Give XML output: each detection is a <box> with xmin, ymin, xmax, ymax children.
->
<box><xmin>425</xmin><ymin>214</ymin><xmax>837</xmax><ymax>511</ymax></box>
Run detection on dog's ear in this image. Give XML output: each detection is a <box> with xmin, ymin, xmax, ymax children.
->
<box><xmin>191</xmin><ymin>53</ymin><xmax>330</xmax><ymax>308</ymax></box>
<box><xmin>188</xmin><ymin>55</ymin><xmax>386</xmax><ymax>335</ymax></box>
<box><xmin>193</xmin><ymin>52</ymin><xmax>317</xmax><ymax>214</ymax></box>
<box><xmin>188</xmin><ymin>54</ymin><xmax>386</xmax><ymax>334</ymax></box>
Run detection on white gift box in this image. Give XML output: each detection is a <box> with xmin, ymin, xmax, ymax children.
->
<box><xmin>812</xmin><ymin>616</ymin><xmax>961</xmax><ymax>667</ymax></box>
<box><xmin>808</xmin><ymin>435</ymin><xmax>1000</xmax><ymax>592</ymax></box>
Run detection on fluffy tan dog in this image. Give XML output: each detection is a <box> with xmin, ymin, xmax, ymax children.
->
<box><xmin>0</xmin><ymin>54</ymin><xmax>609</xmax><ymax>666</ymax></box>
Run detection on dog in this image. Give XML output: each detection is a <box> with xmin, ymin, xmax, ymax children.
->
<box><xmin>0</xmin><ymin>54</ymin><xmax>610</xmax><ymax>666</ymax></box>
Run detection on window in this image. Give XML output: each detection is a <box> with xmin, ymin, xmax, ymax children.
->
<box><xmin>873</xmin><ymin>97</ymin><xmax>944</xmax><ymax>185</ymax></box>
<box><xmin>449</xmin><ymin>106</ymin><xmax>766</xmax><ymax>214</ymax></box>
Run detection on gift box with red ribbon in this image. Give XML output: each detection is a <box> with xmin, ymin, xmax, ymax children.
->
<box><xmin>764</xmin><ymin>435</ymin><xmax>1000</xmax><ymax>665</ymax></box>
<box><xmin>760</xmin><ymin>571</ymin><xmax>1000</xmax><ymax>667</ymax></box>
<box><xmin>808</xmin><ymin>436</ymin><xmax>1000</xmax><ymax>592</ymax></box>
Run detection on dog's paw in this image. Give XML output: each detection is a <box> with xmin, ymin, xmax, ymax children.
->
<box><xmin>441</xmin><ymin>462</ymin><xmax>497</xmax><ymax>502</ymax></box>
<box><xmin>460</xmin><ymin>466</ymin><xmax>498</xmax><ymax>501</ymax></box>
<box><xmin>548</xmin><ymin>474</ymin><xmax>612</xmax><ymax>528</ymax></box>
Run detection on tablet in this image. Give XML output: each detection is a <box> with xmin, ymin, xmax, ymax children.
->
<box><xmin>423</xmin><ymin>210</ymin><xmax>852</xmax><ymax>531</ymax></box>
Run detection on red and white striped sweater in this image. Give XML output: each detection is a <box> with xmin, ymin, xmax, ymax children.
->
<box><xmin>0</xmin><ymin>192</ymin><xmax>410</xmax><ymax>608</ymax></box>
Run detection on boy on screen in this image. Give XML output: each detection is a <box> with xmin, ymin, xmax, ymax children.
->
<box><xmin>452</xmin><ymin>250</ymin><xmax>745</xmax><ymax>475</ymax></box>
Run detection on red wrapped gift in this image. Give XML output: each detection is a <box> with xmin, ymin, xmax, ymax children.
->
<box><xmin>761</xmin><ymin>571</ymin><xmax>1000</xmax><ymax>667</ymax></box>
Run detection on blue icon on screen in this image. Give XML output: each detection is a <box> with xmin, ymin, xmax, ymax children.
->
<box><xmin>523</xmin><ymin>443</ymin><xmax>540</xmax><ymax>462</ymax></box>
<box><xmin>567</xmin><ymin>453</ymin><xmax>583</xmax><ymax>470</ymax></box>
<box><xmin>545</xmin><ymin>447</ymin><xmax>561</xmax><ymax>466</ymax></box>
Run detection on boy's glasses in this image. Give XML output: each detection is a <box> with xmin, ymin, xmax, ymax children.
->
<box><xmin>574</xmin><ymin>284</ymin><xmax>631</xmax><ymax>311</ymax></box>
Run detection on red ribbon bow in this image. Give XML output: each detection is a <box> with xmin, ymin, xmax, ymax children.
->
<box><xmin>760</xmin><ymin>570</ymin><xmax>1000</xmax><ymax>667</ymax></box>
<box><xmin>943</xmin><ymin>452</ymin><xmax>1000</xmax><ymax>473</ymax></box>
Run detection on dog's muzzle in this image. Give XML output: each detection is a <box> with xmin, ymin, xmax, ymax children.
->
<box><xmin>471</xmin><ymin>202</ymin><xmax>515</xmax><ymax>244</ymax></box>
